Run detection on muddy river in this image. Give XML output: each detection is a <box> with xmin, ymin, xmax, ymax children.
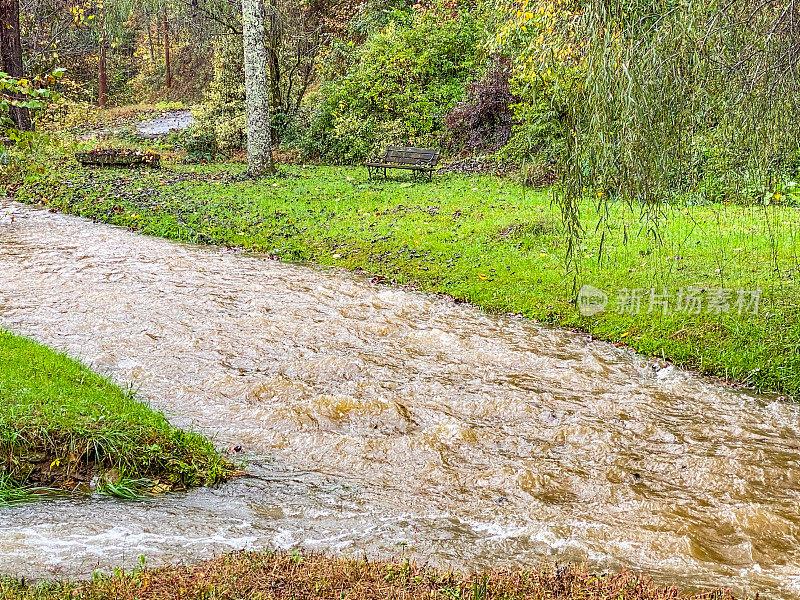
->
<box><xmin>1</xmin><ymin>201</ymin><xmax>799</xmax><ymax>598</ymax></box>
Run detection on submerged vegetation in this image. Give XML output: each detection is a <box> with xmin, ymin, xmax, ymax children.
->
<box><xmin>0</xmin><ymin>330</ymin><xmax>232</xmax><ymax>503</ymax></box>
<box><xmin>0</xmin><ymin>550</ymin><xmax>734</xmax><ymax>600</ymax></box>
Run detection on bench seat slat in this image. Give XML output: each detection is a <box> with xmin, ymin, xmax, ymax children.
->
<box><xmin>365</xmin><ymin>162</ymin><xmax>434</xmax><ymax>170</ymax></box>
<box><xmin>365</xmin><ymin>146</ymin><xmax>440</xmax><ymax>180</ymax></box>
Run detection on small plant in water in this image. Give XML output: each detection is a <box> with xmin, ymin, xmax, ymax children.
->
<box><xmin>98</xmin><ymin>475</ymin><xmax>155</xmax><ymax>500</ymax></box>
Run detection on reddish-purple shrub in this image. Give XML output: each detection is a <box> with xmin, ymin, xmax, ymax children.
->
<box><xmin>445</xmin><ymin>58</ymin><xmax>517</xmax><ymax>154</ymax></box>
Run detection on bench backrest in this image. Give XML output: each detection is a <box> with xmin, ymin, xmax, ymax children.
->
<box><xmin>381</xmin><ymin>146</ymin><xmax>440</xmax><ymax>166</ymax></box>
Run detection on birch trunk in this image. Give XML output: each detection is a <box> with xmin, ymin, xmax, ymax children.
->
<box><xmin>241</xmin><ymin>0</ymin><xmax>275</xmax><ymax>176</ymax></box>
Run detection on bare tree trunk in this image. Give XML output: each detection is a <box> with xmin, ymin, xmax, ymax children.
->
<box><xmin>98</xmin><ymin>27</ymin><xmax>108</xmax><ymax>107</ymax></box>
<box><xmin>163</xmin><ymin>7</ymin><xmax>171</xmax><ymax>89</ymax></box>
<box><xmin>242</xmin><ymin>0</ymin><xmax>275</xmax><ymax>176</ymax></box>
<box><xmin>144</xmin><ymin>8</ymin><xmax>156</xmax><ymax>64</ymax></box>
<box><xmin>267</xmin><ymin>0</ymin><xmax>281</xmax><ymax>114</ymax></box>
<box><xmin>0</xmin><ymin>0</ymin><xmax>31</xmax><ymax>130</ymax></box>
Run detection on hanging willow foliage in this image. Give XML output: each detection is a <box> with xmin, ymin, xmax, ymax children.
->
<box><xmin>553</xmin><ymin>0</ymin><xmax>800</xmax><ymax>266</ymax></box>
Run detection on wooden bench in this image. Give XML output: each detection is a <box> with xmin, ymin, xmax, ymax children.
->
<box><xmin>75</xmin><ymin>148</ymin><xmax>161</xmax><ymax>168</ymax></box>
<box><xmin>365</xmin><ymin>146</ymin><xmax>440</xmax><ymax>181</ymax></box>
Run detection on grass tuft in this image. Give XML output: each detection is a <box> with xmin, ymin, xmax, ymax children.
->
<box><xmin>0</xmin><ymin>330</ymin><xmax>233</xmax><ymax>502</ymax></box>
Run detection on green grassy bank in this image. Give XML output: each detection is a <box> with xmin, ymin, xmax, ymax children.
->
<box><xmin>0</xmin><ymin>331</ymin><xmax>232</xmax><ymax>503</ymax></box>
<box><xmin>0</xmin><ymin>550</ymin><xmax>732</xmax><ymax>600</ymax></box>
<box><xmin>9</xmin><ymin>147</ymin><xmax>800</xmax><ymax>397</ymax></box>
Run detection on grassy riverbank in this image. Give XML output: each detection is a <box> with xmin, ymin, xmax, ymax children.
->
<box><xmin>0</xmin><ymin>550</ymin><xmax>732</xmax><ymax>600</ymax></box>
<box><xmin>8</xmin><ymin>145</ymin><xmax>800</xmax><ymax>398</ymax></box>
<box><xmin>0</xmin><ymin>331</ymin><xmax>232</xmax><ymax>503</ymax></box>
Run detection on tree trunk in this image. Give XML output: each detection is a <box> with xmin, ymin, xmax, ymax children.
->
<box><xmin>98</xmin><ymin>27</ymin><xmax>108</xmax><ymax>107</ymax></box>
<box><xmin>163</xmin><ymin>7</ymin><xmax>171</xmax><ymax>89</ymax></box>
<box><xmin>242</xmin><ymin>0</ymin><xmax>275</xmax><ymax>176</ymax></box>
<box><xmin>267</xmin><ymin>0</ymin><xmax>281</xmax><ymax>114</ymax></box>
<box><xmin>0</xmin><ymin>0</ymin><xmax>31</xmax><ymax>130</ymax></box>
<box><xmin>144</xmin><ymin>8</ymin><xmax>156</xmax><ymax>64</ymax></box>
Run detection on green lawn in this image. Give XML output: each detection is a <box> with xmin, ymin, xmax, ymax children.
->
<box><xmin>10</xmin><ymin>148</ymin><xmax>800</xmax><ymax>397</ymax></box>
<box><xmin>0</xmin><ymin>330</ymin><xmax>232</xmax><ymax>503</ymax></box>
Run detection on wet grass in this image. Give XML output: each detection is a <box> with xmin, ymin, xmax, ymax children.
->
<box><xmin>0</xmin><ymin>550</ymin><xmax>735</xmax><ymax>599</ymax></box>
<box><xmin>8</xmin><ymin>146</ymin><xmax>800</xmax><ymax>398</ymax></box>
<box><xmin>0</xmin><ymin>330</ymin><xmax>233</xmax><ymax>503</ymax></box>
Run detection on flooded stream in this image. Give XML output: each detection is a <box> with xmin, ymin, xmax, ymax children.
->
<box><xmin>135</xmin><ymin>110</ymin><xmax>194</xmax><ymax>138</ymax></box>
<box><xmin>1</xmin><ymin>201</ymin><xmax>799</xmax><ymax>598</ymax></box>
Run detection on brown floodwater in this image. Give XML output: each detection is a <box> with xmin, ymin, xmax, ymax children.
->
<box><xmin>1</xmin><ymin>200</ymin><xmax>799</xmax><ymax>598</ymax></box>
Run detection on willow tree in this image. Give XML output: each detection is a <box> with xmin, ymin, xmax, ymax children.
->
<box><xmin>556</xmin><ymin>1</ymin><xmax>800</xmax><ymax>256</ymax></box>
<box><xmin>241</xmin><ymin>0</ymin><xmax>275</xmax><ymax>175</ymax></box>
<box><xmin>494</xmin><ymin>0</ymin><xmax>800</xmax><ymax>271</ymax></box>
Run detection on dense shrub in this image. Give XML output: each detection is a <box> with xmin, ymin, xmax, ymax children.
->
<box><xmin>445</xmin><ymin>58</ymin><xmax>517</xmax><ymax>155</ymax></box>
<box><xmin>498</xmin><ymin>66</ymin><xmax>575</xmax><ymax>175</ymax></box>
<box><xmin>302</xmin><ymin>8</ymin><xmax>482</xmax><ymax>164</ymax></box>
<box><xmin>348</xmin><ymin>0</ymin><xmax>415</xmax><ymax>39</ymax></box>
<box><xmin>192</xmin><ymin>37</ymin><xmax>247</xmax><ymax>154</ymax></box>
<box><xmin>480</xmin><ymin>1</ymin><xmax>581</xmax><ymax>175</ymax></box>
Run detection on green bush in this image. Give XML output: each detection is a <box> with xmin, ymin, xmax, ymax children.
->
<box><xmin>303</xmin><ymin>8</ymin><xmax>482</xmax><ymax>164</ymax></box>
<box><xmin>193</xmin><ymin>35</ymin><xmax>312</xmax><ymax>155</ymax></box>
<box><xmin>501</xmin><ymin>78</ymin><xmax>566</xmax><ymax>169</ymax></box>
<box><xmin>192</xmin><ymin>37</ymin><xmax>246</xmax><ymax>154</ymax></box>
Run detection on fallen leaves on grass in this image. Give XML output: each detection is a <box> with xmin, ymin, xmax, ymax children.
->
<box><xmin>1</xmin><ymin>551</ymin><xmax>735</xmax><ymax>600</ymax></box>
